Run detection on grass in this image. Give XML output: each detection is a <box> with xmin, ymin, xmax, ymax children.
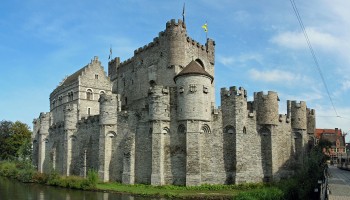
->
<box><xmin>95</xmin><ymin>182</ymin><xmax>269</xmax><ymax>199</ymax></box>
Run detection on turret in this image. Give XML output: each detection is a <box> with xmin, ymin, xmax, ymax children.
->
<box><xmin>165</xmin><ymin>19</ymin><xmax>187</xmax><ymax>70</ymax></box>
<box><xmin>220</xmin><ymin>86</ymin><xmax>247</xmax><ymax>127</ymax></box>
<box><xmin>108</xmin><ymin>57</ymin><xmax>120</xmax><ymax>79</ymax></box>
<box><xmin>175</xmin><ymin>60</ymin><xmax>213</xmax><ymax>121</ymax></box>
<box><xmin>206</xmin><ymin>38</ymin><xmax>215</xmax><ymax>66</ymax></box>
<box><xmin>148</xmin><ymin>85</ymin><xmax>170</xmax><ymax>121</ymax></box>
<box><xmin>254</xmin><ymin>91</ymin><xmax>279</xmax><ymax>125</ymax></box>
<box><xmin>37</xmin><ymin>112</ymin><xmax>50</xmax><ymax>173</ymax></box>
<box><xmin>307</xmin><ymin>108</ymin><xmax>316</xmax><ymax>134</ymax></box>
<box><xmin>290</xmin><ymin>101</ymin><xmax>307</xmax><ymax>130</ymax></box>
<box><xmin>99</xmin><ymin>94</ymin><xmax>119</xmax><ymax>125</ymax></box>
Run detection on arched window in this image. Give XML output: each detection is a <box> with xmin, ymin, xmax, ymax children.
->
<box><xmin>162</xmin><ymin>127</ymin><xmax>170</xmax><ymax>135</ymax></box>
<box><xmin>202</xmin><ymin>124</ymin><xmax>211</xmax><ymax>134</ymax></box>
<box><xmin>106</xmin><ymin>131</ymin><xmax>117</xmax><ymax>138</ymax></box>
<box><xmin>243</xmin><ymin>127</ymin><xmax>247</xmax><ymax>134</ymax></box>
<box><xmin>86</xmin><ymin>89</ymin><xmax>93</xmax><ymax>100</ymax></box>
<box><xmin>99</xmin><ymin>91</ymin><xmax>105</xmax><ymax>99</ymax></box>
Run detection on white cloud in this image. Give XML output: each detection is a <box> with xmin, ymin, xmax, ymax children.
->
<box><xmin>270</xmin><ymin>27</ymin><xmax>340</xmax><ymax>50</ymax></box>
<box><xmin>341</xmin><ymin>80</ymin><xmax>350</xmax><ymax>91</ymax></box>
<box><xmin>217</xmin><ymin>53</ymin><xmax>262</xmax><ymax>67</ymax></box>
<box><xmin>248</xmin><ymin>68</ymin><xmax>299</xmax><ymax>83</ymax></box>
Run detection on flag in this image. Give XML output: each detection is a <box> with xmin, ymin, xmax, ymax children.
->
<box><xmin>108</xmin><ymin>47</ymin><xmax>112</xmax><ymax>60</ymax></box>
<box><xmin>182</xmin><ymin>3</ymin><xmax>185</xmax><ymax>22</ymax></box>
<box><xmin>202</xmin><ymin>23</ymin><xmax>208</xmax><ymax>32</ymax></box>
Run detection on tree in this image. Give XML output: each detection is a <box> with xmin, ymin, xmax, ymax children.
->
<box><xmin>0</xmin><ymin>120</ymin><xmax>32</xmax><ymax>160</ymax></box>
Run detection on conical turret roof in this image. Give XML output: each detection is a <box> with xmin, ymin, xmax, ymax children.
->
<box><xmin>174</xmin><ymin>60</ymin><xmax>213</xmax><ymax>82</ymax></box>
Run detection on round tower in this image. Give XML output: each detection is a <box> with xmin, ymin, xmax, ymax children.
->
<box><xmin>175</xmin><ymin>60</ymin><xmax>213</xmax><ymax>121</ymax></box>
<box><xmin>291</xmin><ymin>101</ymin><xmax>307</xmax><ymax>130</ymax></box>
<box><xmin>166</xmin><ymin>19</ymin><xmax>187</xmax><ymax>71</ymax></box>
<box><xmin>63</xmin><ymin>104</ymin><xmax>78</xmax><ymax>130</ymax></box>
<box><xmin>148</xmin><ymin>85</ymin><xmax>170</xmax><ymax>121</ymax></box>
<box><xmin>99</xmin><ymin>94</ymin><xmax>118</xmax><ymax>125</ymax></box>
<box><xmin>254</xmin><ymin>91</ymin><xmax>279</xmax><ymax>125</ymax></box>
<box><xmin>307</xmin><ymin>108</ymin><xmax>316</xmax><ymax>134</ymax></box>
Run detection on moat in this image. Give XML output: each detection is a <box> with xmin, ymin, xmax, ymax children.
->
<box><xmin>0</xmin><ymin>176</ymin><xmax>168</xmax><ymax>200</ymax></box>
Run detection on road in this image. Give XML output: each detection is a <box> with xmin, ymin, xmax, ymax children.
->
<box><xmin>328</xmin><ymin>165</ymin><xmax>350</xmax><ymax>200</ymax></box>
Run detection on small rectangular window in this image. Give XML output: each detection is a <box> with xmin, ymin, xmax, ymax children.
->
<box><xmin>88</xmin><ymin>108</ymin><xmax>91</xmax><ymax>116</ymax></box>
<box><xmin>95</xmin><ymin>74</ymin><xmax>99</xmax><ymax>79</ymax></box>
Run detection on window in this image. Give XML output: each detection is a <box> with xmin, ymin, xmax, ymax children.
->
<box><xmin>86</xmin><ymin>89</ymin><xmax>93</xmax><ymax>100</ymax></box>
<box><xmin>99</xmin><ymin>90</ymin><xmax>105</xmax><ymax>97</ymax></box>
<box><xmin>202</xmin><ymin>124</ymin><xmax>211</xmax><ymax>134</ymax></box>
<box><xmin>203</xmin><ymin>86</ymin><xmax>209</xmax><ymax>93</ymax></box>
<box><xmin>87</xmin><ymin>108</ymin><xmax>91</xmax><ymax>116</ymax></box>
<box><xmin>68</xmin><ymin>91</ymin><xmax>73</xmax><ymax>101</ymax></box>
<box><xmin>95</xmin><ymin>74</ymin><xmax>99</xmax><ymax>79</ymax></box>
<box><xmin>189</xmin><ymin>84</ymin><xmax>196</xmax><ymax>93</ymax></box>
<box><xmin>58</xmin><ymin>96</ymin><xmax>62</xmax><ymax>104</ymax></box>
<box><xmin>243</xmin><ymin>127</ymin><xmax>247</xmax><ymax>134</ymax></box>
<box><xmin>179</xmin><ymin>87</ymin><xmax>184</xmax><ymax>93</ymax></box>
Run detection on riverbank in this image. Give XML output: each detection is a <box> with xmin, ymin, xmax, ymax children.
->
<box><xmin>0</xmin><ymin>160</ymin><xmax>285</xmax><ymax>199</ymax></box>
<box><xmin>1</xmin><ymin>158</ymin><xmax>329</xmax><ymax>199</ymax></box>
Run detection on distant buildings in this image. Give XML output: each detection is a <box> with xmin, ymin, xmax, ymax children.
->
<box><xmin>315</xmin><ymin>128</ymin><xmax>346</xmax><ymax>163</ymax></box>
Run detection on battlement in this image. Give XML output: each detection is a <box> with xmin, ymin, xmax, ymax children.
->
<box><xmin>307</xmin><ymin>108</ymin><xmax>315</xmax><ymax>115</ymax></box>
<box><xmin>220</xmin><ymin>86</ymin><xmax>247</xmax><ymax>98</ymax></box>
<box><xmin>254</xmin><ymin>91</ymin><xmax>278</xmax><ymax>100</ymax></box>
<box><xmin>166</xmin><ymin>19</ymin><xmax>186</xmax><ymax>30</ymax></box>
<box><xmin>99</xmin><ymin>94</ymin><xmax>119</xmax><ymax>104</ymax></box>
<box><xmin>290</xmin><ymin>101</ymin><xmax>306</xmax><ymax>109</ymax></box>
<box><xmin>39</xmin><ymin>112</ymin><xmax>50</xmax><ymax>119</ymax></box>
<box><xmin>134</xmin><ymin>37</ymin><xmax>160</xmax><ymax>55</ymax></box>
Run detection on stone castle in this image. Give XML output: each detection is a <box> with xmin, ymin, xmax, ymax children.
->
<box><xmin>32</xmin><ymin>19</ymin><xmax>316</xmax><ymax>186</ymax></box>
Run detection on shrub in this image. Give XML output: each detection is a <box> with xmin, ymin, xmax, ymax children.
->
<box><xmin>32</xmin><ymin>172</ymin><xmax>49</xmax><ymax>184</ymax></box>
<box><xmin>86</xmin><ymin>169</ymin><xmax>99</xmax><ymax>188</ymax></box>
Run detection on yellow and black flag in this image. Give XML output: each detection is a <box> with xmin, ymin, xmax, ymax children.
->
<box><xmin>202</xmin><ymin>23</ymin><xmax>208</xmax><ymax>32</ymax></box>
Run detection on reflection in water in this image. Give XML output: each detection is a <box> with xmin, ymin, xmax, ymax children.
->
<box><xmin>0</xmin><ymin>177</ymin><xmax>169</xmax><ymax>200</ymax></box>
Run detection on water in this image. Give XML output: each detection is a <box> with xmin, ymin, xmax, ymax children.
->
<box><xmin>0</xmin><ymin>176</ymin><xmax>167</xmax><ymax>200</ymax></box>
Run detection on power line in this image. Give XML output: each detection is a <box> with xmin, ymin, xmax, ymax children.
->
<box><xmin>289</xmin><ymin>0</ymin><xmax>339</xmax><ymax>117</ymax></box>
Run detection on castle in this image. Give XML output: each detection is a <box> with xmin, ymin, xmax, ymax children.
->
<box><xmin>32</xmin><ymin>19</ymin><xmax>316</xmax><ymax>186</ymax></box>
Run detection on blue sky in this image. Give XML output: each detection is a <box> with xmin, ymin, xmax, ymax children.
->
<box><xmin>1</xmin><ymin>0</ymin><xmax>349</xmax><ymax>142</ymax></box>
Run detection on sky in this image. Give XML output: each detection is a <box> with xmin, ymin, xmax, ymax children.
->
<box><xmin>0</xmin><ymin>0</ymin><xmax>349</xmax><ymax>142</ymax></box>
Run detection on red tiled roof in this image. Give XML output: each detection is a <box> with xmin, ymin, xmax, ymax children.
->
<box><xmin>315</xmin><ymin>128</ymin><xmax>342</xmax><ymax>139</ymax></box>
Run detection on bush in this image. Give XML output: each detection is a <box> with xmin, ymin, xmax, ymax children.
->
<box><xmin>0</xmin><ymin>161</ymin><xmax>18</xmax><ymax>178</ymax></box>
<box><xmin>32</xmin><ymin>172</ymin><xmax>49</xmax><ymax>184</ymax></box>
<box><xmin>86</xmin><ymin>169</ymin><xmax>99</xmax><ymax>188</ymax></box>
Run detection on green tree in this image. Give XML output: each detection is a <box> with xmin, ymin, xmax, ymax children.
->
<box><xmin>0</xmin><ymin>120</ymin><xmax>32</xmax><ymax>160</ymax></box>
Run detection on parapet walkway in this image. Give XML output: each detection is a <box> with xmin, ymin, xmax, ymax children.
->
<box><xmin>328</xmin><ymin>165</ymin><xmax>350</xmax><ymax>200</ymax></box>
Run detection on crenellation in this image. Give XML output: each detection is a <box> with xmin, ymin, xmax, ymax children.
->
<box><xmin>33</xmin><ymin>19</ymin><xmax>316</xmax><ymax>186</ymax></box>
